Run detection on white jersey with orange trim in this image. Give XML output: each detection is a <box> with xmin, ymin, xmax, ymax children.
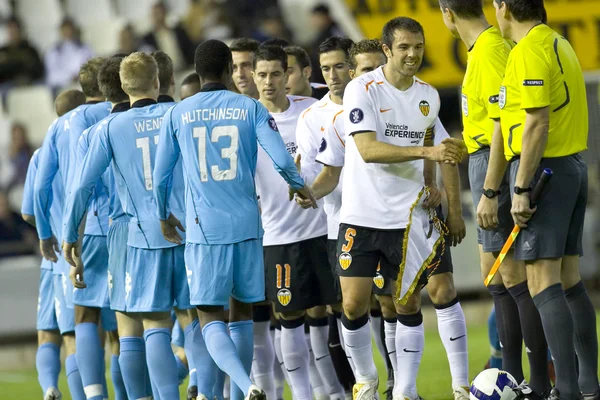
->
<box><xmin>340</xmin><ymin>66</ymin><xmax>441</xmax><ymax>230</ymax></box>
<box><xmin>256</xmin><ymin>95</ymin><xmax>323</xmax><ymax>246</ymax></box>
<box><xmin>296</xmin><ymin>92</ymin><xmax>343</xmax><ymax>240</ymax></box>
<box><xmin>317</xmin><ymin>102</ymin><xmax>449</xmax><ymax>238</ymax></box>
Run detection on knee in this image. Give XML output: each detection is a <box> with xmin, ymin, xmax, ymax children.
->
<box><xmin>307</xmin><ymin>306</ymin><xmax>327</xmax><ymax>320</ymax></box>
<box><xmin>375</xmin><ymin>295</ymin><xmax>397</xmax><ymax>319</ymax></box>
<box><xmin>75</xmin><ymin>306</ymin><xmax>101</xmax><ymax>325</ymax></box>
<box><xmin>38</xmin><ymin>330</ymin><xmax>61</xmax><ymax>346</ymax></box>
<box><xmin>106</xmin><ymin>330</ymin><xmax>120</xmax><ymax>355</ymax></box>
<box><xmin>280</xmin><ymin>310</ymin><xmax>306</xmax><ymax>321</ymax></box>
<box><xmin>230</xmin><ymin>299</ymin><xmax>253</xmax><ymax>322</ymax></box>
<box><xmin>427</xmin><ymin>273</ymin><xmax>457</xmax><ymax>306</ymax></box>
<box><xmin>62</xmin><ymin>333</ymin><xmax>76</xmax><ymax>355</ymax></box>
<box><xmin>498</xmin><ymin>255</ymin><xmax>526</xmax><ymax>288</ymax></box>
<box><xmin>395</xmin><ymin>293</ymin><xmax>421</xmax><ymax>315</ymax></box>
<box><xmin>343</xmin><ymin>295</ymin><xmax>370</xmax><ymax>320</ymax></box>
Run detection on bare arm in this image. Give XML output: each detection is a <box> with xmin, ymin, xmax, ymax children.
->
<box><xmin>440</xmin><ymin>162</ymin><xmax>466</xmax><ymax>246</ymax></box>
<box><xmin>483</xmin><ymin>120</ymin><xmax>509</xmax><ymax>191</ymax></box>
<box><xmin>312</xmin><ymin>165</ymin><xmax>342</xmax><ymax>200</ymax></box>
<box><xmin>22</xmin><ymin>214</ymin><xmax>36</xmax><ymax>227</ymax></box>
<box><xmin>514</xmin><ymin>107</ymin><xmax>549</xmax><ymax>188</ymax></box>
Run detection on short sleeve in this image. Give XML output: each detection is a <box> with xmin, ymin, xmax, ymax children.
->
<box><xmin>342</xmin><ymin>79</ymin><xmax>378</xmax><ymax>136</ymax></box>
<box><xmin>316</xmin><ymin>115</ymin><xmax>345</xmax><ymax>167</ymax></box>
<box><xmin>515</xmin><ymin>46</ymin><xmax>550</xmax><ymax>110</ymax></box>
<box><xmin>480</xmin><ymin>51</ymin><xmax>507</xmax><ymax>119</ymax></box>
<box><xmin>433</xmin><ymin>118</ymin><xmax>450</xmax><ymax>146</ymax></box>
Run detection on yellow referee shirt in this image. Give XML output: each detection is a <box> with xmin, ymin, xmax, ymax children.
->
<box><xmin>462</xmin><ymin>26</ymin><xmax>512</xmax><ymax>154</ymax></box>
<box><xmin>500</xmin><ymin>24</ymin><xmax>588</xmax><ymax>160</ymax></box>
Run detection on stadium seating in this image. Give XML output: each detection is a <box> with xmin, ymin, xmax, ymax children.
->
<box><xmin>7</xmin><ymin>85</ymin><xmax>56</xmax><ymax>146</ymax></box>
<box><xmin>15</xmin><ymin>0</ymin><xmax>63</xmax><ymax>52</ymax></box>
<box><xmin>83</xmin><ymin>17</ymin><xmax>125</xmax><ymax>56</ymax></box>
<box><xmin>65</xmin><ymin>0</ymin><xmax>115</xmax><ymax>26</ymax></box>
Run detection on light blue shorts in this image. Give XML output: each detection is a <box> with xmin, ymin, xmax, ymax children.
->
<box><xmin>37</xmin><ymin>269</ymin><xmax>58</xmax><ymax>331</ymax></box>
<box><xmin>107</xmin><ymin>220</ymin><xmax>129</xmax><ymax>312</ymax></box>
<box><xmin>100</xmin><ymin>307</ymin><xmax>118</xmax><ymax>332</ymax></box>
<box><xmin>125</xmin><ymin>245</ymin><xmax>192</xmax><ymax>312</ymax></box>
<box><xmin>73</xmin><ymin>235</ymin><xmax>110</xmax><ymax>308</ymax></box>
<box><xmin>185</xmin><ymin>239</ymin><xmax>265</xmax><ymax>307</ymax></box>
<box><xmin>53</xmin><ymin>273</ymin><xmax>76</xmax><ymax>334</ymax></box>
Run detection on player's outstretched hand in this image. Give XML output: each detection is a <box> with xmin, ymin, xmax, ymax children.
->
<box><xmin>40</xmin><ymin>236</ymin><xmax>60</xmax><ymax>262</ymax></box>
<box><xmin>160</xmin><ymin>213</ymin><xmax>185</xmax><ymax>245</ymax></box>
<box><xmin>446</xmin><ymin>210</ymin><xmax>466</xmax><ymax>247</ymax></box>
<box><xmin>423</xmin><ymin>185</ymin><xmax>442</xmax><ymax>209</ymax></box>
<box><xmin>295</xmin><ymin>189</ymin><xmax>316</xmax><ymax>209</ymax></box>
<box><xmin>511</xmin><ymin>193</ymin><xmax>536</xmax><ymax>228</ymax></box>
<box><xmin>430</xmin><ymin>138</ymin><xmax>465</xmax><ymax>164</ymax></box>
<box><xmin>477</xmin><ymin>195</ymin><xmax>499</xmax><ymax>230</ymax></box>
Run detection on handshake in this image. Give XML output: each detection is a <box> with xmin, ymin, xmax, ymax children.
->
<box><xmin>429</xmin><ymin>138</ymin><xmax>467</xmax><ymax>165</ymax></box>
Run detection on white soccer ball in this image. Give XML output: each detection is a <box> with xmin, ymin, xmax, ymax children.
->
<box><xmin>469</xmin><ymin>368</ymin><xmax>519</xmax><ymax>400</ymax></box>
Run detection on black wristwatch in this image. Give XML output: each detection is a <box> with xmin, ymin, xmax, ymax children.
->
<box><xmin>482</xmin><ymin>188</ymin><xmax>501</xmax><ymax>199</ymax></box>
<box><xmin>513</xmin><ymin>186</ymin><xmax>532</xmax><ymax>195</ymax></box>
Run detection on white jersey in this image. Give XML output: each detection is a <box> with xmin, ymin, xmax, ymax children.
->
<box><xmin>255</xmin><ymin>95</ymin><xmax>324</xmax><ymax>246</ymax></box>
<box><xmin>340</xmin><ymin>66</ymin><xmax>441</xmax><ymax>230</ymax></box>
<box><xmin>317</xmin><ymin>100</ymin><xmax>450</xmax><ymax>238</ymax></box>
<box><xmin>296</xmin><ymin>92</ymin><xmax>343</xmax><ymax>240</ymax></box>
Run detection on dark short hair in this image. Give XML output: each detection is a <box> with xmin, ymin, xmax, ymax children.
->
<box><xmin>98</xmin><ymin>56</ymin><xmax>128</xmax><ymax>103</ymax></box>
<box><xmin>181</xmin><ymin>72</ymin><xmax>200</xmax><ymax>87</ymax></box>
<box><xmin>261</xmin><ymin>38</ymin><xmax>289</xmax><ymax>48</ymax></box>
<box><xmin>151</xmin><ymin>50</ymin><xmax>173</xmax><ymax>94</ymax></box>
<box><xmin>253</xmin><ymin>44</ymin><xmax>288</xmax><ymax>70</ymax></box>
<box><xmin>494</xmin><ymin>0</ymin><xmax>546</xmax><ymax>22</ymax></box>
<box><xmin>195</xmin><ymin>39</ymin><xmax>233</xmax><ymax>81</ymax></box>
<box><xmin>55</xmin><ymin>89</ymin><xmax>86</xmax><ymax>116</ymax></box>
<box><xmin>318</xmin><ymin>36</ymin><xmax>354</xmax><ymax>58</ymax></box>
<box><xmin>229</xmin><ymin>37</ymin><xmax>260</xmax><ymax>53</ymax></box>
<box><xmin>382</xmin><ymin>17</ymin><xmax>425</xmax><ymax>48</ymax></box>
<box><xmin>284</xmin><ymin>45</ymin><xmax>311</xmax><ymax>69</ymax></box>
<box><xmin>6</xmin><ymin>16</ymin><xmax>21</xmax><ymax>29</ymax></box>
<box><xmin>348</xmin><ymin>39</ymin><xmax>385</xmax><ymax>68</ymax></box>
<box><xmin>79</xmin><ymin>57</ymin><xmax>105</xmax><ymax>98</ymax></box>
<box><xmin>312</xmin><ymin>4</ymin><xmax>330</xmax><ymax>15</ymax></box>
<box><xmin>438</xmin><ymin>0</ymin><xmax>484</xmax><ymax>19</ymax></box>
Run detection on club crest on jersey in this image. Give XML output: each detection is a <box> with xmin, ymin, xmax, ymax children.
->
<box><xmin>499</xmin><ymin>86</ymin><xmax>506</xmax><ymax>109</ymax></box>
<box><xmin>268</xmin><ymin>117</ymin><xmax>279</xmax><ymax>132</ymax></box>
<box><xmin>339</xmin><ymin>252</ymin><xmax>352</xmax><ymax>270</ymax></box>
<box><xmin>349</xmin><ymin>108</ymin><xmax>364</xmax><ymax>124</ymax></box>
<box><xmin>319</xmin><ymin>137</ymin><xmax>327</xmax><ymax>153</ymax></box>
<box><xmin>419</xmin><ymin>100</ymin><xmax>430</xmax><ymax>116</ymax></box>
<box><xmin>461</xmin><ymin>94</ymin><xmax>468</xmax><ymax>117</ymax></box>
<box><xmin>277</xmin><ymin>289</ymin><xmax>292</xmax><ymax>306</ymax></box>
<box><xmin>373</xmin><ymin>272</ymin><xmax>385</xmax><ymax>289</ymax></box>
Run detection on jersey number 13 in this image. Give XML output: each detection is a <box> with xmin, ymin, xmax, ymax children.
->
<box><xmin>193</xmin><ymin>126</ymin><xmax>239</xmax><ymax>182</ymax></box>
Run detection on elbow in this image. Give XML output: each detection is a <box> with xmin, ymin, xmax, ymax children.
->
<box><xmin>22</xmin><ymin>214</ymin><xmax>36</xmax><ymax>227</ymax></box>
<box><xmin>358</xmin><ymin>148</ymin><xmax>375</xmax><ymax>164</ymax></box>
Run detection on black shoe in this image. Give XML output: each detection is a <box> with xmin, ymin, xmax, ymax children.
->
<box><xmin>513</xmin><ymin>384</ymin><xmax>543</xmax><ymax>400</ymax></box>
<box><xmin>583</xmin><ymin>392</ymin><xmax>599</xmax><ymax>400</ymax></box>
<box><xmin>187</xmin><ymin>386</ymin><xmax>198</xmax><ymax>400</ymax></box>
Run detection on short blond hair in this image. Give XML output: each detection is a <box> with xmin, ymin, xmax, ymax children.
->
<box><xmin>119</xmin><ymin>52</ymin><xmax>158</xmax><ymax>96</ymax></box>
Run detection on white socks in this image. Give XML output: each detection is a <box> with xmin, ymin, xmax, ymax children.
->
<box><xmin>281</xmin><ymin>320</ymin><xmax>312</xmax><ymax>400</ymax></box>
<box><xmin>383</xmin><ymin>319</ymin><xmax>398</xmax><ymax>383</ymax></box>
<box><xmin>310</xmin><ymin>321</ymin><xmax>345</xmax><ymax>399</ymax></box>
<box><xmin>341</xmin><ymin>314</ymin><xmax>378</xmax><ymax>384</ymax></box>
<box><xmin>252</xmin><ymin>321</ymin><xmax>275</xmax><ymax>400</ymax></box>
<box><xmin>394</xmin><ymin>313</ymin><xmax>424</xmax><ymax>399</ymax></box>
<box><xmin>435</xmin><ymin>301</ymin><xmax>469</xmax><ymax>388</ymax></box>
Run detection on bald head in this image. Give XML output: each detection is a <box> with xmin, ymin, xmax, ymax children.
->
<box><xmin>55</xmin><ymin>90</ymin><xmax>86</xmax><ymax>116</ymax></box>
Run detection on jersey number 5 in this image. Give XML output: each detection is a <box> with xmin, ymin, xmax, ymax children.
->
<box><xmin>193</xmin><ymin>126</ymin><xmax>239</xmax><ymax>182</ymax></box>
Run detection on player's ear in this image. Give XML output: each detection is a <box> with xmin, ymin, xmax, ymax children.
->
<box><xmin>349</xmin><ymin>69</ymin><xmax>356</xmax><ymax>79</ymax></box>
<box><xmin>154</xmin><ymin>76</ymin><xmax>160</xmax><ymax>90</ymax></box>
<box><xmin>382</xmin><ymin>43</ymin><xmax>393</xmax><ymax>59</ymax></box>
<box><xmin>302</xmin><ymin>66</ymin><xmax>312</xmax><ymax>80</ymax></box>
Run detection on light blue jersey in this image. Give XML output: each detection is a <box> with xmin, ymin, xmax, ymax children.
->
<box><xmin>34</xmin><ymin>110</ymin><xmax>78</xmax><ymax>242</ymax></box>
<box><xmin>23</xmin><ymin>148</ymin><xmax>62</xmax><ymax>272</ymax></box>
<box><xmin>64</xmin><ymin>100</ymin><xmax>182</xmax><ymax>249</ymax></box>
<box><xmin>67</xmin><ymin>101</ymin><xmax>111</xmax><ymax>236</ymax></box>
<box><xmin>153</xmin><ymin>84</ymin><xmax>304</xmax><ymax>245</ymax></box>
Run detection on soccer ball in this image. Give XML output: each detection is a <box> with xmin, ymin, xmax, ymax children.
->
<box><xmin>469</xmin><ymin>368</ymin><xmax>519</xmax><ymax>400</ymax></box>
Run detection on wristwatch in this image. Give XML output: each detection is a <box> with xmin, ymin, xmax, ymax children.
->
<box><xmin>513</xmin><ymin>186</ymin><xmax>532</xmax><ymax>195</ymax></box>
<box><xmin>482</xmin><ymin>188</ymin><xmax>501</xmax><ymax>199</ymax></box>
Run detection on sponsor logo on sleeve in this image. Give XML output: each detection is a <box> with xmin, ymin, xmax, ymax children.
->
<box><xmin>318</xmin><ymin>137</ymin><xmax>327</xmax><ymax>153</ymax></box>
<box><xmin>461</xmin><ymin>94</ymin><xmax>469</xmax><ymax>117</ymax></box>
<box><xmin>268</xmin><ymin>117</ymin><xmax>279</xmax><ymax>131</ymax></box>
<box><xmin>349</xmin><ymin>108</ymin><xmax>364</xmax><ymax>124</ymax></box>
<box><xmin>489</xmin><ymin>95</ymin><xmax>499</xmax><ymax>104</ymax></box>
<box><xmin>523</xmin><ymin>80</ymin><xmax>544</xmax><ymax>86</ymax></box>
<box><xmin>499</xmin><ymin>86</ymin><xmax>507</xmax><ymax>109</ymax></box>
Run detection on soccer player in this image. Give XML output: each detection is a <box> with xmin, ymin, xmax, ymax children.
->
<box><xmin>284</xmin><ymin>45</ymin><xmax>329</xmax><ymax>99</ymax></box>
<box><xmin>230</xmin><ymin>38</ymin><xmax>260</xmax><ymax>99</ymax></box>
<box><xmin>439</xmin><ymin>0</ymin><xmax>552</xmax><ymax>394</ymax></box>
<box><xmin>25</xmin><ymin>89</ymin><xmax>86</xmax><ymax>400</ymax></box>
<box><xmin>252</xmin><ymin>44</ymin><xmax>338</xmax><ymax>400</ymax></box>
<box><xmin>334</xmin><ymin>17</ymin><xmax>464</xmax><ymax>400</ymax></box>
<box><xmin>181</xmin><ymin>72</ymin><xmax>201</xmax><ymax>100</ymax></box>
<box><xmin>63</xmin><ymin>52</ymin><xmax>191</xmax><ymax>400</ymax></box>
<box><xmin>494</xmin><ymin>1</ymin><xmax>599</xmax><ymax>399</ymax></box>
<box><xmin>153</xmin><ymin>39</ymin><xmax>313</xmax><ymax>400</ymax></box>
<box><xmin>295</xmin><ymin>35</ymin><xmax>356</xmax><ymax>399</ymax></box>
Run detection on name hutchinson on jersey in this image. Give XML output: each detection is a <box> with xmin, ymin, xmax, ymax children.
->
<box><xmin>181</xmin><ymin>108</ymin><xmax>249</xmax><ymax>124</ymax></box>
<box><xmin>384</xmin><ymin>122</ymin><xmax>426</xmax><ymax>140</ymax></box>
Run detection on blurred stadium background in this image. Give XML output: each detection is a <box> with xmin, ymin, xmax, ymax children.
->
<box><xmin>0</xmin><ymin>0</ymin><xmax>599</xmax><ymax>397</ymax></box>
